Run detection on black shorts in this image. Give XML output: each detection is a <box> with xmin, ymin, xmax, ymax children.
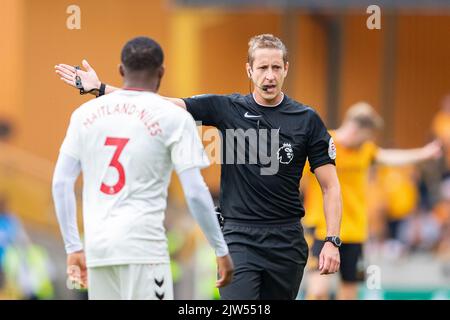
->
<box><xmin>311</xmin><ymin>239</ymin><xmax>364</xmax><ymax>283</ymax></box>
<box><xmin>219</xmin><ymin>219</ymin><xmax>308</xmax><ymax>300</ymax></box>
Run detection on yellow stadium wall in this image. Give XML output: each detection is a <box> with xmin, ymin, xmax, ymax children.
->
<box><xmin>339</xmin><ymin>14</ymin><xmax>385</xmax><ymax>125</ymax></box>
<box><xmin>339</xmin><ymin>14</ymin><xmax>450</xmax><ymax>148</ymax></box>
<box><xmin>394</xmin><ymin>15</ymin><xmax>450</xmax><ymax>147</ymax></box>
<box><xmin>0</xmin><ymin>0</ymin><xmax>25</xmax><ymax>123</ymax></box>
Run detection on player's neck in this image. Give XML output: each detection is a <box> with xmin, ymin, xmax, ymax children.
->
<box><xmin>123</xmin><ymin>79</ymin><xmax>159</xmax><ymax>93</ymax></box>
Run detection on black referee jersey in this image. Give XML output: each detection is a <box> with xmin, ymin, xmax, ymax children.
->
<box><xmin>183</xmin><ymin>93</ymin><xmax>335</xmax><ymax>222</ymax></box>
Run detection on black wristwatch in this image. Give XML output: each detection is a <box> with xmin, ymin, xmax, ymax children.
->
<box><xmin>97</xmin><ymin>83</ymin><xmax>106</xmax><ymax>97</ymax></box>
<box><xmin>324</xmin><ymin>236</ymin><xmax>342</xmax><ymax>248</ymax></box>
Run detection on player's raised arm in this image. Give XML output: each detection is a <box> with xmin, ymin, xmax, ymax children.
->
<box><xmin>375</xmin><ymin>139</ymin><xmax>443</xmax><ymax>166</ymax></box>
<box><xmin>54</xmin><ymin>59</ymin><xmax>187</xmax><ymax>108</ymax></box>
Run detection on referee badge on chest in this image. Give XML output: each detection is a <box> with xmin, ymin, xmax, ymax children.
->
<box><xmin>277</xmin><ymin>143</ymin><xmax>294</xmax><ymax>164</ymax></box>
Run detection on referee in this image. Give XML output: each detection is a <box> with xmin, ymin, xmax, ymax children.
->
<box><xmin>55</xmin><ymin>33</ymin><xmax>342</xmax><ymax>300</ymax></box>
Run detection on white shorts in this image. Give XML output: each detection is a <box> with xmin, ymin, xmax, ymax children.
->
<box><xmin>87</xmin><ymin>264</ymin><xmax>173</xmax><ymax>300</ymax></box>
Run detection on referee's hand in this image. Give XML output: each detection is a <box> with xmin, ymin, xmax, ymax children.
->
<box><xmin>319</xmin><ymin>242</ymin><xmax>340</xmax><ymax>275</ymax></box>
<box><xmin>216</xmin><ymin>254</ymin><xmax>234</xmax><ymax>288</ymax></box>
<box><xmin>55</xmin><ymin>59</ymin><xmax>101</xmax><ymax>94</ymax></box>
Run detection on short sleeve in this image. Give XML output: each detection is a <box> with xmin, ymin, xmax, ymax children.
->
<box><xmin>307</xmin><ymin>110</ymin><xmax>336</xmax><ymax>173</ymax></box>
<box><xmin>183</xmin><ymin>94</ymin><xmax>230</xmax><ymax>127</ymax></box>
<box><xmin>169</xmin><ymin>114</ymin><xmax>210</xmax><ymax>174</ymax></box>
<box><xmin>60</xmin><ymin>111</ymin><xmax>82</xmax><ymax>160</ymax></box>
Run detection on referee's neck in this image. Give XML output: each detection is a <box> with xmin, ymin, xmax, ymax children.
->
<box><xmin>252</xmin><ymin>92</ymin><xmax>284</xmax><ymax>107</ymax></box>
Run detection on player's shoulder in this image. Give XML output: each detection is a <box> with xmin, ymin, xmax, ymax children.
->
<box><xmin>160</xmin><ymin>97</ymin><xmax>194</xmax><ymax>120</ymax></box>
<box><xmin>303</xmin><ymin>105</ymin><xmax>325</xmax><ymax>124</ymax></box>
<box><xmin>67</xmin><ymin>99</ymin><xmax>95</xmax><ymax>122</ymax></box>
<box><xmin>285</xmin><ymin>96</ymin><xmax>321</xmax><ymax>118</ymax></box>
<box><xmin>126</xmin><ymin>92</ymin><xmax>194</xmax><ymax>123</ymax></box>
<box><xmin>216</xmin><ymin>93</ymin><xmax>246</xmax><ymax>108</ymax></box>
<box><xmin>228</xmin><ymin>93</ymin><xmax>245</xmax><ymax>101</ymax></box>
<box><xmin>73</xmin><ymin>92</ymin><xmax>112</xmax><ymax>115</ymax></box>
<box><xmin>189</xmin><ymin>93</ymin><xmax>240</xmax><ymax>104</ymax></box>
<box><xmin>143</xmin><ymin>96</ymin><xmax>197</xmax><ymax>132</ymax></box>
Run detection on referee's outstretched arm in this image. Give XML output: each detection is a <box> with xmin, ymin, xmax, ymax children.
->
<box><xmin>55</xmin><ymin>60</ymin><xmax>187</xmax><ymax>109</ymax></box>
<box><xmin>314</xmin><ymin>164</ymin><xmax>342</xmax><ymax>275</ymax></box>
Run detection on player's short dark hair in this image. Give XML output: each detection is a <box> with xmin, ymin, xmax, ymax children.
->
<box><xmin>121</xmin><ymin>36</ymin><xmax>164</xmax><ymax>74</ymax></box>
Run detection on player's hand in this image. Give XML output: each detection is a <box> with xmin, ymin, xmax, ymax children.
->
<box><xmin>421</xmin><ymin>140</ymin><xmax>443</xmax><ymax>161</ymax></box>
<box><xmin>55</xmin><ymin>59</ymin><xmax>101</xmax><ymax>93</ymax></box>
<box><xmin>319</xmin><ymin>242</ymin><xmax>340</xmax><ymax>275</ymax></box>
<box><xmin>67</xmin><ymin>250</ymin><xmax>88</xmax><ymax>289</ymax></box>
<box><xmin>216</xmin><ymin>254</ymin><xmax>234</xmax><ymax>288</ymax></box>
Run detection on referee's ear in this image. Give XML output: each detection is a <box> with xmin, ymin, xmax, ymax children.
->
<box><xmin>283</xmin><ymin>61</ymin><xmax>289</xmax><ymax>77</ymax></box>
<box><xmin>246</xmin><ymin>62</ymin><xmax>252</xmax><ymax>79</ymax></box>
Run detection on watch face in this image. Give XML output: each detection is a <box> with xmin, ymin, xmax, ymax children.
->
<box><xmin>326</xmin><ymin>236</ymin><xmax>342</xmax><ymax>247</ymax></box>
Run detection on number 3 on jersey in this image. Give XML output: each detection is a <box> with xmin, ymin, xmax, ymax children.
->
<box><xmin>101</xmin><ymin>137</ymin><xmax>129</xmax><ymax>195</ymax></box>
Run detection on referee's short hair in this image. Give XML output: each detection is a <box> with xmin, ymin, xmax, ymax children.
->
<box><xmin>121</xmin><ymin>36</ymin><xmax>164</xmax><ymax>74</ymax></box>
<box><xmin>344</xmin><ymin>102</ymin><xmax>384</xmax><ymax>130</ymax></box>
<box><xmin>248</xmin><ymin>34</ymin><xmax>288</xmax><ymax>66</ymax></box>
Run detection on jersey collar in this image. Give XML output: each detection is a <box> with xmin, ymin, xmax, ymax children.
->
<box><xmin>252</xmin><ymin>93</ymin><xmax>285</xmax><ymax>108</ymax></box>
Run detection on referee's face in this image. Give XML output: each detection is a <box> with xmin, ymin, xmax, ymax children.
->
<box><xmin>247</xmin><ymin>48</ymin><xmax>288</xmax><ymax>104</ymax></box>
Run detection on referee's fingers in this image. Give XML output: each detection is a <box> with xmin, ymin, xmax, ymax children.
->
<box><xmin>334</xmin><ymin>261</ymin><xmax>340</xmax><ymax>273</ymax></box>
<box><xmin>55</xmin><ymin>67</ymin><xmax>74</xmax><ymax>80</ymax></box>
<box><xmin>61</xmin><ymin>77</ymin><xmax>76</xmax><ymax>87</ymax></box>
<box><xmin>82</xmin><ymin>59</ymin><xmax>93</xmax><ymax>72</ymax></box>
<box><xmin>56</xmin><ymin>63</ymin><xmax>76</xmax><ymax>73</ymax></box>
<box><xmin>329</xmin><ymin>260</ymin><xmax>337</xmax><ymax>274</ymax></box>
<box><xmin>319</xmin><ymin>252</ymin><xmax>325</xmax><ymax>271</ymax></box>
<box><xmin>320</xmin><ymin>256</ymin><xmax>332</xmax><ymax>275</ymax></box>
<box><xmin>332</xmin><ymin>256</ymin><xmax>340</xmax><ymax>273</ymax></box>
<box><xmin>57</xmin><ymin>69</ymin><xmax>74</xmax><ymax>82</ymax></box>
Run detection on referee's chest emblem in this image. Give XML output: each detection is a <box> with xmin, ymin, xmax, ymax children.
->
<box><xmin>277</xmin><ymin>143</ymin><xmax>294</xmax><ymax>164</ymax></box>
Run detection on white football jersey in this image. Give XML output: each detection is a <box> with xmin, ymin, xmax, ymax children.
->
<box><xmin>60</xmin><ymin>90</ymin><xmax>209</xmax><ymax>267</ymax></box>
